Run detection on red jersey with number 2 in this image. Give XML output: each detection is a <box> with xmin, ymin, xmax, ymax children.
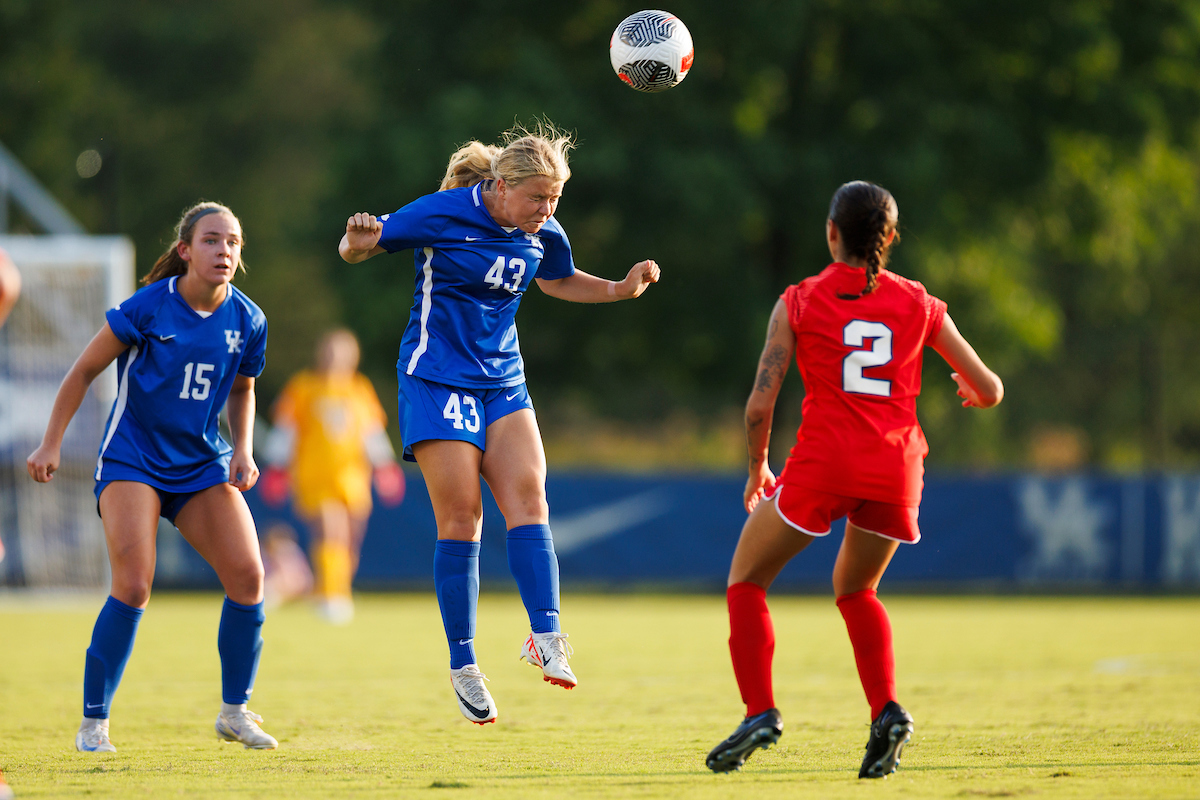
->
<box><xmin>779</xmin><ymin>263</ymin><xmax>947</xmax><ymax>507</ymax></box>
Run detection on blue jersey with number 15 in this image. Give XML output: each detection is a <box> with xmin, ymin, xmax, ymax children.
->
<box><xmin>378</xmin><ymin>183</ymin><xmax>575</xmax><ymax>389</ymax></box>
<box><xmin>96</xmin><ymin>276</ymin><xmax>268</xmax><ymax>492</ymax></box>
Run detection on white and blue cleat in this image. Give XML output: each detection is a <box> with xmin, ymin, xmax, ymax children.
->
<box><xmin>216</xmin><ymin>706</ymin><xmax>278</xmax><ymax>750</ymax></box>
<box><xmin>75</xmin><ymin>718</ymin><xmax>117</xmax><ymax>753</ymax></box>
<box><xmin>450</xmin><ymin>664</ymin><xmax>498</xmax><ymax>725</ymax></box>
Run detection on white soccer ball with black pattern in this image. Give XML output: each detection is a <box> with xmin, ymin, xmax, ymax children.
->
<box><xmin>609</xmin><ymin>10</ymin><xmax>694</xmax><ymax>93</ymax></box>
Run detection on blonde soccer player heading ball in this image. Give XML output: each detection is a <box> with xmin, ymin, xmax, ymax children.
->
<box><xmin>338</xmin><ymin>122</ymin><xmax>660</xmax><ymax>725</ymax></box>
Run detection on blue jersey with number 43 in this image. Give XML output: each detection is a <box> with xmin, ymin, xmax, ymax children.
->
<box><xmin>378</xmin><ymin>183</ymin><xmax>575</xmax><ymax>389</ymax></box>
<box><xmin>96</xmin><ymin>276</ymin><xmax>268</xmax><ymax>491</ymax></box>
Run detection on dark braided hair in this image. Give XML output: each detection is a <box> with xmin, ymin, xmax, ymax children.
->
<box><xmin>829</xmin><ymin>181</ymin><xmax>899</xmax><ymax>300</ymax></box>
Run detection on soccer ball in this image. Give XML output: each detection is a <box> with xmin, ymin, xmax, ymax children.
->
<box><xmin>609</xmin><ymin>10</ymin><xmax>694</xmax><ymax>93</ymax></box>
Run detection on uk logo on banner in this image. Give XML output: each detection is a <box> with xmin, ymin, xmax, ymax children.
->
<box><xmin>1017</xmin><ymin>478</ymin><xmax>1111</xmax><ymax>580</ymax></box>
<box><xmin>1161</xmin><ymin>477</ymin><xmax>1200</xmax><ymax>584</ymax></box>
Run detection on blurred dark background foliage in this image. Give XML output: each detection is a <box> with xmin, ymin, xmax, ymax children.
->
<box><xmin>4</xmin><ymin>0</ymin><xmax>1200</xmax><ymax>470</ymax></box>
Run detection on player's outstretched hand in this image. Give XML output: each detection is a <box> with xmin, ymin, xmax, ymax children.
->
<box><xmin>259</xmin><ymin>466</ymin><xmax>289</xmax><ymax>506</ymax></box>
<box><xmin>744</xmin><ymin>462</ymin><xmax>777</xmax><ymax>514</ymax></box>
<box><xmin>374</xmin><ymin>462</ymin><xmax>406</xmax><ymax>506</ymax></box>
<box><xmin>345</xmin><ymin>213</ymin><xmax>383</xmax><ymax>253</ymax></box>
<box><xmin>229</xmin><ymin>450</ymin><xmax>260</xmax><ymax>492</ymax></box>
<box><xmin>950</xmin><ymin>372</ymin><xmax>985</xmax><ymax>408</ymax></box>
<box><xmin>618</xmin><ymin>259</ymin><xmax>660</xmax><ymax>299</ymax></box>
<box><xmin>26</xmin><ymin>443</ymin><xmax>60</xmax><ymax>483</ymax></box>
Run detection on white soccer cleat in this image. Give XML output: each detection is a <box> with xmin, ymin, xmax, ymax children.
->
<box><xmin>519</xmin><ymin>631</ymin><xmax>578</xmax><ymax>689</ymax></box>
<box><xmin>449</xmin><ymin>664</ymin><xmax>497</xmax><ymax>725</ymax></box>
<box><xmin>75</xmin><ymin>718</ymin><xmax>117</xmax><ymax>753</ymax></box>
<box><xmin>315</xmin><ymin>596</ymin><xmax>355</xmax><ymax>626</ymax></box>
<box><xmin>215</xmin><ymin>707</ymin><xmax>279</xmax><ymax>750</ymax></box>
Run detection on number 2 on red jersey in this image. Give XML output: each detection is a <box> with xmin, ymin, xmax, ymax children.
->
<box><xmin>842</xmin><ymin>320</ymin><xmax>892</xmax><ymax>397</ymax></box>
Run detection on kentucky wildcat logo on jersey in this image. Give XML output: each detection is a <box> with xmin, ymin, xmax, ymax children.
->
<box><xmin>225</xmin><ymin>330</ymin><xmax>243</xmax><ymax>354</ymax></box>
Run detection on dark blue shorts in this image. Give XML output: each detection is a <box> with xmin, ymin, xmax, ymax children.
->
<box><xmin>397</xmin><ymin>373</ymin><xmax>534</xmax><ymax>462</ymax></box>
<box><xmin>95</xmin><ymin>480</ymin><xmax>208</xmax><ymax>524</ymax></box>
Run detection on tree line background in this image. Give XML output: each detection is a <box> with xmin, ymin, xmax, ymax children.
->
<box><xmin>4</xmin><ymin>0</ymin><xmax>1200</xmax><ymax>471</ymax></box>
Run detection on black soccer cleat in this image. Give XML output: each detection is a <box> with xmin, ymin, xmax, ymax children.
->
<box><xmin>859</xmin><ymin>700</ymin><xmax>914</xmax><ymax>779</ymax></box>
<box><xmin>706</xmin><ymin>708</ymin><xmax>783</xmax><ymax>773</ymax></box>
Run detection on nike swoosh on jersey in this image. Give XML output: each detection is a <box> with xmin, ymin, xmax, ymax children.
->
<box><xmin>455</xmin><ymin>691</ymin><xmax>492</xmax><ymax>719</ymax></box>
<box><xmin>505</xmin><ymin>392</ymin><xmax>520</xmax><ymax>401</ymax></box>
<box><xmin>465</xmin><ymin>236</ymin><xmax>480</xmax><ymax>241</ymax></box>
<box><xmin>157</xmin><ymin>334</ymin><xmax>176</xmax><ymax>341</ymax></box>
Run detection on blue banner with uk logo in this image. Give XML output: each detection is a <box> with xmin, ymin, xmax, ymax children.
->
<box><xmin>153</xmin><ymin>472</ymin><xmax>1200</xmax><ymax>591</ymax></box>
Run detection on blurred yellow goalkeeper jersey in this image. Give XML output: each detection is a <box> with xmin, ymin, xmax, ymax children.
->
<box><xmin>274</xmin><ymin>371</ymin><xmax>387</xmax><ymax>515</ymax></box>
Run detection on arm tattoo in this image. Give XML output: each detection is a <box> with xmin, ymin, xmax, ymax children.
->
<box><xmin>754</xmin><ymin>344</ymin><xmax>788</xmax><ymax>392</ymax></box>
<box><xmin>746</xmin><ymin>419</ymin><xmax>761</xmax><ymax>465</ymax></box>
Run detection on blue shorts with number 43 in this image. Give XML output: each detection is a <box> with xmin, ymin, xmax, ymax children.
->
<box><xmin>397</xmin><ymin>372</ymin><xmax>534</xmax><ymax>462</ymax></box>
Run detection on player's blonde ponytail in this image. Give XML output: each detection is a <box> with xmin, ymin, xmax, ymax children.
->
<box><xmin>142</xmin><ymin>201</ymin><xmax>246</xmax><ymax>285</ymax></box>
<box><xmin>829</xmin><ymin>181</ymin><xmax>899</xmax><ymax>300</ymax></box>
<box><xmin>439</xmin><ymin>120</ymin><xmax>575</xmax><ymax>192</ymax></box>
<box><xmin>439</xmin><ymin>142</ymin><xmax>502</xmax><ymax>191</ymax></box>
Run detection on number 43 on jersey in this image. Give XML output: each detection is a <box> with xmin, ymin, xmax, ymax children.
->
<box><xmin>484</xmin><ymin>256</ymin><xmax>527</xmax><ymax>293</ymax></box>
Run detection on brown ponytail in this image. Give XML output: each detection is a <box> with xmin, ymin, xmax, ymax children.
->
<box><xmin>141</xmin><ymin>201</ymin><xmax>245</xmax><ymax>285</ymax></box>
<box><xmin>828</xmin><ymin>181</ymin><xmax>899</xmax><ymax>300</ymax></box>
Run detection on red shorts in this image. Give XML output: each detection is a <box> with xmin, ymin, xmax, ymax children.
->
<box><xmin>770</xmin><ymin>483</ymin><xmax>921</xmax><ymax>544</ymax></box>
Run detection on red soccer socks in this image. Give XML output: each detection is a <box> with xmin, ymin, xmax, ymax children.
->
<box><xmin>727</xmin><ymin>582</ymin><xmax>776</xmax><ymax>717</ymax></box>
<box><xmin>836</xmin><ymin>588</ymin><xmax>896</xmax><ymax>719</ymax></box>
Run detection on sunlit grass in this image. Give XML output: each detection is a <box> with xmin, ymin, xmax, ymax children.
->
<box><xmin>1</xmin><ymin>593</ymin><xmax>1197</xmax><ymax>798</ymax></box>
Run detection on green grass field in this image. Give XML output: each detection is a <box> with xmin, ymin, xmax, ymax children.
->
<box><xmin>1</xmin><ymin>593</ymin><xmax>1198</xmax><ymax>798</ymax></box>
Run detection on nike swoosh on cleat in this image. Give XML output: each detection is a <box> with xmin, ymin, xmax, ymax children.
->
<box><xmin>455</xmin><ymin>691</ymin><xmax>492</xmax><ymax>719</ymax></box>
<box><xmin>541</xmin><ymin>654</ymin><xmax>551</xmax><ymax>666</ymax></box>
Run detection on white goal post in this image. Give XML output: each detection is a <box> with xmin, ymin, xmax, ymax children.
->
<box><xmin>0</xmin><ymin>235</ymin><xmax>134</xmax><ymax>589</ymax></box>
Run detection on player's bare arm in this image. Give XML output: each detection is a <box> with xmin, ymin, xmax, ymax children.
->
<box><xmin>338</xmin><ymin>213</ymin><xmax>386</xmax><ymax>263</ymax></box>
<box><xmin>536</xmin><ymin>260</ymin><xmax>660</xmax><ymax>303</ymax></box>
<box><xmin>743</xmin><ymin>299</ymin><xmax>795</xmax><ymax>512</ymax></box>
<box><xmin>27</xmin><ymin>324</ymin><xmax>128</xmax><ymax>482</ymax></box>
<box><xmin>226</xmin><ymin>374</ymin><xmax>260</xmax><ymax>491</ymax></box>
<box><xmin>0</xmin><ymin>248</ymin><xmax>21</xmax><ymax>327</ymax></box>
<box><xmin>930</xmin><ymin>313</ymin><xmax>1004</xmax><ymax>409</ymax></box>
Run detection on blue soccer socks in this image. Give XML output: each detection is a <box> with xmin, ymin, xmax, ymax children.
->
<box><xmin>218</xmin><ymin>597</ymin><xmax>265</xmax><ymax>705</ymax></box>
<box><xmin>506</xmin><ymin>524</ymin><xmax>561</xmax><ymax>634</ymax></box>
<box><xmin>82</xmin><ymin>596</ymin><xmax>144</xmax><ymax>718</ymax></box>
<box><xmin>435</xmin><ymin>539</ymin><xmax>480</xmax><ymax>669</ymax></box>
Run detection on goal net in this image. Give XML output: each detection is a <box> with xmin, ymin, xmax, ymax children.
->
<box><xmin>0</xmin><ymin>235</ymin><xmax>134</xmax><ymax>589</ymax></box>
